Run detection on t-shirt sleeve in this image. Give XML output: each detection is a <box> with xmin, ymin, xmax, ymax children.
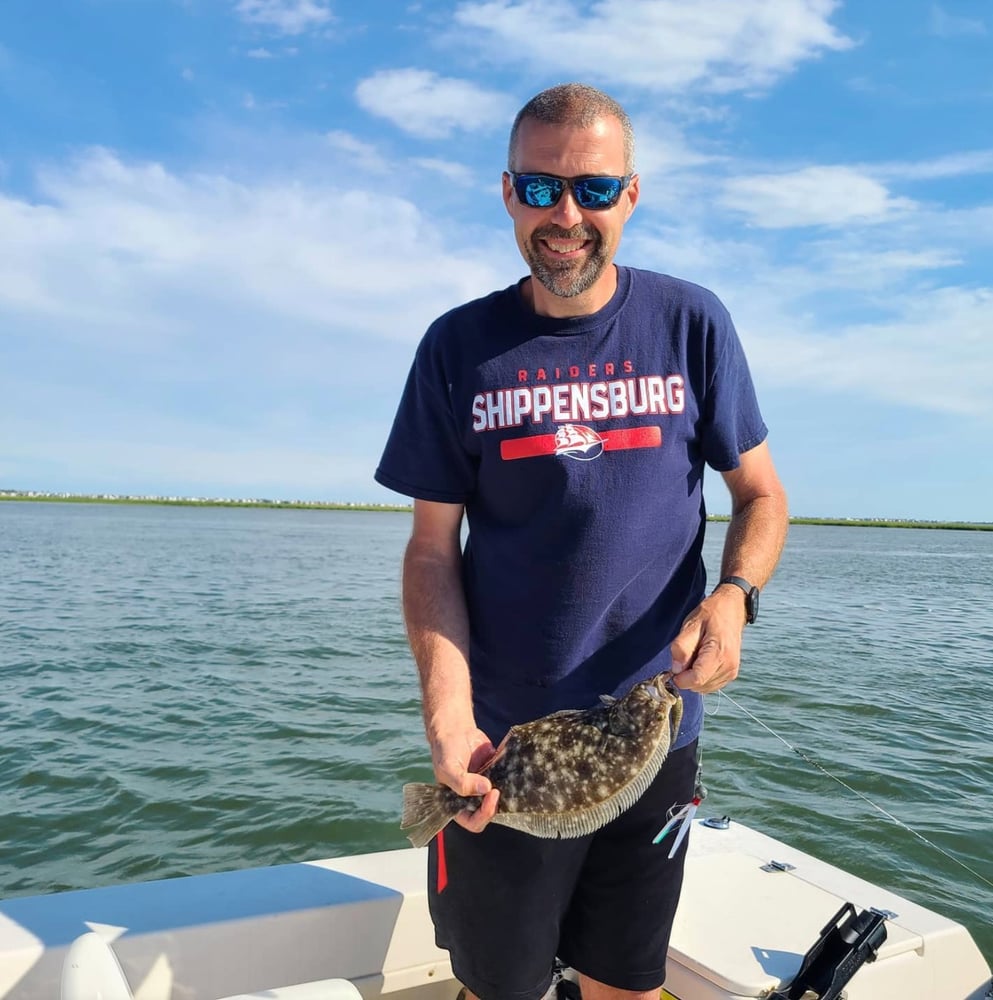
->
<box><xmin>374</xmin><ymin>333</ymin><xmax>477</xmax><ymax>502</ymax></box>
<box><xmin>699</xmin><ymin>303</ymin><xmax>768</xmax><ymax>472</ymax></box>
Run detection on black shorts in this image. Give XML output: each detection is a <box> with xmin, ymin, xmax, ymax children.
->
<box><xmin>427</xmin><ymin>739</ymin><xmax>699</xmax><ymax>1000</ymax></box>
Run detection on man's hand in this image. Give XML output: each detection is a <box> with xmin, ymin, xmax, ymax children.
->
<box><xmin>430</xmin><ymin>728</ymin><xmax>500</xmax><ymax>833</ymax></box>
<box><xmin>669</xmin><ymin>586</ymin><xmax>748</xmax><ymax>693</ymax></box>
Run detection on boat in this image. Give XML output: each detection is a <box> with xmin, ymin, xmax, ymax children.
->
<box><xmin>1</xmin><ymin>814</ymin><xmax>989</xmax><ymax>1000</ymax></box>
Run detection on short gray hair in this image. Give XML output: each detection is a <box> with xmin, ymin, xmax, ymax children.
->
<box><xmin>507</xmin><ymin>83</ymin><xmax>635</xmax><ymax>174</ymax></box>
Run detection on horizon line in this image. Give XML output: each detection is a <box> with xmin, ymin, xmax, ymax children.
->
<box><xmin>2</xmin><ymin>490</ymin><xmax>991</xmax><ymax>530</ymax></box>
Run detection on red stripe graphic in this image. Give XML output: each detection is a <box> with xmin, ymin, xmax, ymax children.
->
<box><xmin>501</xmin><ymin>426</ymin><xmax>661</xmax><ymax>461</ymax></box>
<box><xmin>436</xmin><ymin>829</ymin><xmax>448</xmax><ymax>893</ymax></box>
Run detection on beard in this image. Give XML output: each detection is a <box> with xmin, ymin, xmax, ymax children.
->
<box><xmin>524</xmin><ymin>224</ymin><xmax>610</xmax><ymax>299</ymax></box>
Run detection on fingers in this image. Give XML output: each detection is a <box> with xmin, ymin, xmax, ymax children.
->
<box><xmin>462</xmin><ymin>772</ymin><xmax>493</xmax><ymax>797</ymax></box>
<box><xmin>431</xmin><ymin>728</ymin><xmax>500</xmax><ymax>833</ymax></box>
<box><xmin>454</xmin><ymin>789</ymin><xmax>500</xmax><ymax>833</ymax></box>
<box><xmin>674</xmin><ymin>668</ymin><xmax>733</xmax><ymax>694</ymax></box>
<box><xmin>673</xmin><ymin>637</ymin><xmax>740</xmax><ymax>693</ymax></box>
<box><xmin>432</xmin><ymin>730</ymin><xmax>496</xmax><ymax>796</ymax></box>
<box><xmin>673</xmin><ymin>636</ymin><xmax>741</xmax><ymax>694</ymax></box>
<box><xmin>431</xmin><ymin>731</ymin><xmax>500</xmax><ymax>834</ymax></box>
<box><xmin>670</xmin><ymin>595</ymin><xmax>745</xmax><ymax>693</ymax></box>
<box><xmin>669</xmin><ymin>618</ymin><xmax>700</xmax><ymax>676</ymax></box>
<box><xmin>434</xmin><ymin>755</ymin><xmax>499</xmax><ymax>834</ymax></box>
<box><xmin>435</xmin><ymin>757</ymin><xmax>493</xmax><ymax>798</ymax></box>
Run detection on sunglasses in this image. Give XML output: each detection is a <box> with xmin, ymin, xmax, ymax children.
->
<box><xmin>508</xmin><ymin>172</ymin><xmax>633</xmax><ymax>211</ymax></box>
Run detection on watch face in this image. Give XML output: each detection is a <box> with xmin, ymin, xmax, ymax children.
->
<box><xmin>747</xmin><ymin>587</ymin><xmax>759</xmax><ymax>624</ymax></box>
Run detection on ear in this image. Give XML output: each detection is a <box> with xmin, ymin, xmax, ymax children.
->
<box><xmin>623</xmin><ymin>174</ymin><xmax>640</xmax><ymax>221</ymax></box>
<box><xmin>502</xmin><ymin>171</ymin><xmax>516</xmax><ymax>216</ymax></box>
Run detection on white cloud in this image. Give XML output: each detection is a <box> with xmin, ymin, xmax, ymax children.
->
<box><xmin>928</xmin><ymin>4</ymin><xmax>987</xmax><ymax>38</ymax></box>
<box><xmin>246</xmin><ymin>47</ymin><xmax>275</xmax><ymax>58</ymax></box>
<box><xmin>234</xmin><ymin>0</ymin><xmax>333</xmax><ymax>35</ymax></box>
<box><xmin>813</xmin><ymin>247</ymin><xmax>962</xmax><ymax>278</ymax></box>
<box><xmin>748</xmin><ymin>285</ymin><xmax>993</xmax><ymax>418</ymax></box>
<box><xmin>626</xmin><ymin>197</ymin><xmax>993</xmax><ymax>422</ymax></box>
<box><xmin>922</xmin><ymin>203</ymin><xmax>993</xmax><ymax>249</ymax></box>
<box><xmin>325</xmin><ymin>130</ymin><xmax>392</xmax><ymax>173</ymax></box>
<box><xmin>354</xmin><ymin>69</ymin><xmax>514</xmax><ymax>138</ymax></box>
<box><xmin>242</xmin><ymin>91</ymin><xmax>287</xmax><ymax>111</ymax></box>
<box><xmin>634</xmin><ymin>131</ymin><xmax>720</xmax><ymax>176</ymax></box>
<box><xmin>453</xmin><ymin>0</ymin><xmax>853</xmax><ymax>92</ymax></box>
<box><xmin>0</xmin><ymin>148</ymin><xmax>510</xmax><ymax>346</ymax></box>
<box><xmin>877</xmin><ymin>149</ymin><xmax>993</xmax><ymax>182</ymax></box>
<box><xmin>411</xmin><ymin>158</ymin><xmax>476</xmax><ymax>185</ymax></box>
<box><xmin>0</xmin><ymin>147</ymin><xmax>521</xmax><ymax>498</ymax></box>
<box><xmin>720</xmin><ymin>166</ymin><xmax>916</xmax><ymax>228</ymax></box>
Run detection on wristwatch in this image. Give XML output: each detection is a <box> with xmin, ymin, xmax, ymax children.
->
<box><xmin>717</xmin><ymin>576</ymin><xmax>760</xmax><ymax>624</ymax></box>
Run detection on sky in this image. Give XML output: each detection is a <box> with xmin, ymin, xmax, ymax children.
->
<box><xmin>1</xmin><ymin>1</ymin><xmax>991</xmax><ymax>521</ymax></box>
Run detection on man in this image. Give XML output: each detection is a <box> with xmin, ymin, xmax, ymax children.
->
<box><xmin>375</xmin><ymin>83</ymin><xmax>788</xmax><ymax>1000</ymax></box>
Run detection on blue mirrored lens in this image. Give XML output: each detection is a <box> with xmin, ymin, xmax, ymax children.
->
<box><xmin>573</xmin><ymin>177</ymin><xmax>623</xmax><ymax>208</ymax></box>
<box><xmin>518</xmin><ymin>175</ymin><xmax>565</xmax><ymax>208</ymax></box>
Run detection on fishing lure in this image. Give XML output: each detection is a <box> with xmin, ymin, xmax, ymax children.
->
<box><xmin>653</xmin><ymin>795</ymin><xmax>702</xmax><ymax>857</ymax></box>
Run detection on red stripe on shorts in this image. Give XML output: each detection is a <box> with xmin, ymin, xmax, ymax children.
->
<box><xmin>436</xmin><ymin>829</ymin><xmax>448</xmax><ymax>893</ymax></box>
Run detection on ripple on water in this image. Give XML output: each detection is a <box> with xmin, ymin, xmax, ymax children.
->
<box><xmin>1</xmin><ymin>509</ymin><xmax>990</xmax><ymax>965</ymax></box>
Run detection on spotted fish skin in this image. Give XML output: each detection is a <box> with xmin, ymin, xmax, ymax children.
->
<box><xmin>401</xmin><ymin>673</ymin><xmax>682</xmax><ymax>848</ymax></box>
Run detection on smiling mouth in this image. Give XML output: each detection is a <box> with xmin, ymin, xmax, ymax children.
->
<box><xmin>534</xmin><ymin>225</ymin><xmax>597</xmax><ymax>254</ymax></box>
<box><xmin>541</xmin><ymin>237</ymin><xmax>591</xmax><ymax>256</ymax></box>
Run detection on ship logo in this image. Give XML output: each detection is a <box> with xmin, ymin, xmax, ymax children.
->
<box><xmin>554</xmin><ymin>424</ymin><xmax>605</xmax><ymax>461</ymax></box>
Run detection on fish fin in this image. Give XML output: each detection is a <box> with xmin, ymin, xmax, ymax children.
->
<box><xmin>495</xmin><ymin>803</ymin><xmax>623</xmax><ymax>838</ymax></box>
<box><xmin>495</xmin><ymin>790</ymin><xmax>629</xmax><ymax>838</ymax></box>
<box><xmin>400</xmin><ymin>783</ymin><xmax>457</xmax><ymax>849</ymax></box>
<box><xmin>599</xmin><ymin>694</ymin><xmax>617</xmax><ymax>706</ymax></box>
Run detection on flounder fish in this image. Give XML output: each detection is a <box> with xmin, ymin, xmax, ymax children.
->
<box><xmin>401</xmin><ymin>672</ymin><xmax>682</xmax><ymax>848</ymax></box>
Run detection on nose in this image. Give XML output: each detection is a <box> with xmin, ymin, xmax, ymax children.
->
<box><xmin>549</xmin><ymin>187</ymin><xmax>584</xmax><ymax>228</ymax></box>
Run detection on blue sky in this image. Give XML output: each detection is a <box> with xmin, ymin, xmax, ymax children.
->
<box><xmin>1</xmin><ymin>0</ymin><xmax>991</xmax><ymax>520</ymax></box>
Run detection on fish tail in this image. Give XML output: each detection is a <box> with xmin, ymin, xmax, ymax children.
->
<box><xmin>401</xmin><ymin>783</ymin><xmax>458</xmax><ymax>849</ymax></box>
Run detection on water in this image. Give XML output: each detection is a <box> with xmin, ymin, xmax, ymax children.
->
<box><xmin>1</xmin><ymin>502</ymin><xmax>990</xmax><ymax>965</ymax></box>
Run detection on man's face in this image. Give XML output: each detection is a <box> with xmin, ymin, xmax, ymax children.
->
<box><xmin>502</xmin><ymin>115</ymin><xmax>639</xmax><ymax>316</ymax></box>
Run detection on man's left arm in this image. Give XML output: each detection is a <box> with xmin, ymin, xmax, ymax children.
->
<box><xmin>670</xmin><ymin>439</ymin><xmax>789</xmax><ymax>693</ymax></box>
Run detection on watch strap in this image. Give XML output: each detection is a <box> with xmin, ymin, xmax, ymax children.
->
<box><xmin>717</xmin><ymin>575</ymin><xmax>759</xmax><ymax>624</ymax></box>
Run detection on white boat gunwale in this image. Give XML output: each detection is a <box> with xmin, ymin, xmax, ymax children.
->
<box><xmin>1</xmin><ymin>819</ymin><xmax>989</xmax><ymax>1000</ymax></box>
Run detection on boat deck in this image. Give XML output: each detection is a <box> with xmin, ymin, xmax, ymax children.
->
<box><xmin>1</xmin><ymin>819</ymin><xmax>989</xmax><ymax>1000</ymax></box>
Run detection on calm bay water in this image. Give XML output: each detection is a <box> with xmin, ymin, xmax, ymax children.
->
<box><xmin>1</xmin><ymin>502</ymin><xmax>991</xmax><ymax>964</ymax></box>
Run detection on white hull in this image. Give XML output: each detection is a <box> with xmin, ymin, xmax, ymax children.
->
<box><xmin>1</xmin><ymin>819</ymin><xmax>989</xmax><ymax>1000</ymax></box>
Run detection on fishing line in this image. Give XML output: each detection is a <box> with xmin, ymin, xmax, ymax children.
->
<box><xmin>713</xmin><ymin>688</ymin><xmax>993</xmax><ymax>892</ymax></box>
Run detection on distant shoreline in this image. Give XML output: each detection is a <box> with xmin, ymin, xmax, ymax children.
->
<box><xmin>2</xmin><ymin>491</ymin><xmax>991</xmax><ymax>531</ymax></box>
<box><xmin>0</xmin><ymin>492</ymin><xmax>411</xmax><ymax>514</ymax></box>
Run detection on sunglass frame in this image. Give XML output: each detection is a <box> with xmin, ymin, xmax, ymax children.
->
<box><xmin>509</xmin><ymin>172</ymin><xmax>633</xmax><ymax>211</ymax></box>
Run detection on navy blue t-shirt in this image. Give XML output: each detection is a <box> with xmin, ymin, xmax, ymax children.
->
<box><xmin>375</xmin><ymin>266</ymin><xmax>767</xmax><ymax>750</ymax></box>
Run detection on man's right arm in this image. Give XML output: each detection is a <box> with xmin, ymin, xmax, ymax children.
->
<box><xmin>402</xmin><ymin>499</ymin><xmax>499</xmax><ymax>831</ymax></box>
